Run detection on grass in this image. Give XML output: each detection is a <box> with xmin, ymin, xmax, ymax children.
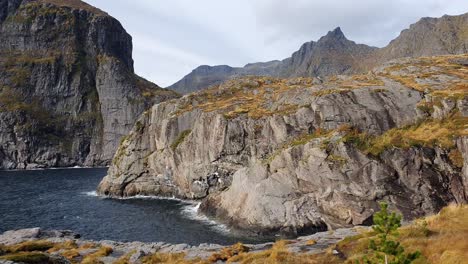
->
<box><xmin>8</xmin><ymin>240</ymin><xmax>55</xmax><ymax>252</ymax></box>
<box><xmin>0</xmin><ymin>206</ymin><xmax>464</xmax><ymax>264</ymax></box>
<box><xmin>81</xmin><ymin>246</ymin><xmax>113</xmax><ymax>264</ymax></box>
<box><xmin>342</xmin><ymin>114</ymin><xmax>468</xmax><ymax>156</ymax></box>
<box><xmin>227</xmin><ymin>240</ymin><xmax>341</xmax><ymax>264</ymax></box>
<box><xmin>264</xmin><ymin>128</ymin><xmax>334</xmax><ymax>164</ymax></box>
<box><xmin>335</xmin><ymin>204</ymin><xmax>468</xmax><ymax>264</ymax></box>
<box><xmin>0</xmin><ymin>252</ymin><xmax>51</xmax><ymax>264</ymax></box>
<box><xmin>113</xmin><ymin>250</ymin><xmax>136</xmax><ymax>264</ymax></box>
<box><xmin>380</xmin><ymin>54</ymin><xmax>468</xmax><ymax>95</ymax></box>
<box><xmin>171</xmin><ymin>130</ymin><xmax>192</xmax><ymax>151</ymax></box>
<box><xmin>175</xmin><ymin>76</ymin><xmax>307</xmax><ymax>119</ymax></box>
<box><xmin>208</xmin><ymin>243</ymin><xmax>250</xmax><ymax>262</ymax></box>
<box><xmin>141</xmin><ymin>252</ymin><xmax>203</xmax><ymax>264</ymax></box>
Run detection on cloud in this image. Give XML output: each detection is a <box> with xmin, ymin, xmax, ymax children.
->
<box><xmin>84</xmin><ymin>0</ymin><xmax>468</xmax><ymax>86</ymax></box>
<box><xmin>253</xmin><ymin>0</ymin><xmax>468</xmax><ymax>47</ymax></box>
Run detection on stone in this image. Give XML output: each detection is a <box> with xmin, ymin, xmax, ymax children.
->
<box><xmin>0</xmin><ymin>0</ymin><xmax>179</xmax><ymax>170</ymax></box>
<box><xmin>0</xmin><ymin>228</ymin><xmax>41</xmax><ymax>245</ymax></box>
<box><xmin>98</xmin><ymin>55</ymin><xmax>468</xmax><ymax>235</ymax></box>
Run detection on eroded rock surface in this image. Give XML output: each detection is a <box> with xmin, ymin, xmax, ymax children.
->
<box><xmin>99</xmin><ymin>54</ymin><xmax>468</xmax><ymax>235</ymax></box>
<box><xmin>0</xmin><ymin>0</ymin><xmax>179</xmax><ymax>169</ymax></box>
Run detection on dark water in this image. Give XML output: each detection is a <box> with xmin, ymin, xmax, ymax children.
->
<box><xmin>0</xmin><ymin>168</ymin><xmax>271</xmax><ymax>245</ymax></box>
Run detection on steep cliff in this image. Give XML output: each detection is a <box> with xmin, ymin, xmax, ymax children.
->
<box><xmin>0</xmin><ymin>0</ymin><xmax>179</xmax><ymax>169</ymax></box>
<box><xmin>99</xmin><ymin>54</ymin><xmax>468</xmax><ymax>236</ymax></box>
<box><xmin>168</xmin><ymin>13</ymin><xmax>468</xmax><ymax>95</ymax></box>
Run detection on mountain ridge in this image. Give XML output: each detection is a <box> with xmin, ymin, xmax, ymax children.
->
<box><xmin>168</xmin><ymin>12</ymin><xmax>468</xmax><ymax>94</ymax></box>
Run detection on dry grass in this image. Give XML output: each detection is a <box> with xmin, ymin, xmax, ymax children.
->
<box><xmin>113</xmin><ymin>250</ymin><xmax>136</xmax><ymax>264</ymax></box>
<box><xmin>81</xmin><ymin>246</ymin><xmax>113</xmax><ymax>264</ymax></box>
<box><xmin>208</xmin><ymin>243</ymin><xmax>250</xmax><ymax>262</ymax></box>
<box><xmin>342</xmin><ymin>114</ymin><xmax>468</xmax><ymax>156</ymax></box>
<box><xmin>7</xmin><ymin>240</ymin><xmax>55</xmax><ymax>253</ymax></box>
<box><xmin>0</xmin><ymin>205</ymin><xmax>464</xmax><ymax>263</ymax></box>
<box><xmin>264</xmin><ymin>128</ymin><xmax>334</xmax><ymax>164</ymax></box>
<box><xmin>366</xmin><ymin>114</ymin><xmax>467</xmax><ymax>154</ymax></box>
<box><xmin>381</xmin><ymin>54</ymin><xmax>468</xmax><ymax>94</ymax></box>
<box><xmin>328</xmin><ymin>204</ymin><xmax>468</xmax><ymax>264</ymax></box>
<box><xmin>313</xmin><ymin>74</ymin><xmax>385</xmax><ymax>97</ymax></box>
<box><xmin>141</xmin><ymin>252</ymin><xmax>205</xmax><ymax>264</ymax></box>
<box><xmin>0</xmin><ymin>251</ymin><xmax>51</xmax><ymax>263</ymax></box>
<box><xmin>175</xmin><ymin>76</ymin><xmax>308</xmax><ymax>119</ymax></box>
<box><xmin>227</xmin><ymin>240</ymin><xmax>341</xmax><ymax>264</ymax></box>
<box><xmin>432</xmin><ymin>82</ymin><xmax>468</xmax><ymax>100</ymax></box>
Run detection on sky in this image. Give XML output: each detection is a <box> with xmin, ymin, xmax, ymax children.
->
<box><xmin>84</xmin><ymin>0</ymin><xmax>468</xmax><ymax>87</ymax></box>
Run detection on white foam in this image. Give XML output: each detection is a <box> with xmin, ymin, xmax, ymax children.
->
<box><xmin>87</xmin><ymin>192</ymin><xmax>230</xmax><ymax>234</ymax></box>
<box><xmin>82</xmin><ymin>191</ymin><xmax>98</xmax><ymax>197</ymax></box>
<box><xmin>181</xmin><ymin>202</ymin><xmax>230</xmax><ymax>234</ymax></box>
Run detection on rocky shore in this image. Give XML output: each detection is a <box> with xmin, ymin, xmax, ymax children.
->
<box><xmin>0</xmin><ymin>227</ymin><xmax>363</xmax><ymax>263</ymax></box>
<box><xmin>98</xmin><ymin>54</ymin><xmax>468</xmax><ymax>236</ymax></box>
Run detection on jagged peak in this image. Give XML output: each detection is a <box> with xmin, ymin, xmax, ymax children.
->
<box><xmin>319</xmin><ymin>27</ymin><xmax>347</xmax><ymax>42</ymax></box>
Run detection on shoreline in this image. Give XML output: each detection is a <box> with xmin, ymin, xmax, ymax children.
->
<box><xmin>86</xmin><ymin>191</ymin><xmax>234</xmax><ymax>236</ymax></box>
<box><xmin>0</xmin><ymin>227</ymin><xmax>363</xmax><ymax>262</ymax></box>
<box><xmin>0</xmin><ymin>166</ymin><xmax>110</xmax><ymax>172</ymax></box>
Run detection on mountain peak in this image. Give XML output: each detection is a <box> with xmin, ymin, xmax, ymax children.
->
<box><xmin>322</xmin><ymin>27</ymin><xmax>346</xmax><ymax>40</ymax></box>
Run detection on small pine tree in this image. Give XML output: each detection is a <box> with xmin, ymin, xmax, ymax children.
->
<box><xmin>360</xmin><ymin>202</ymin><xmax>420</xmax><ymax>264</ymax></box>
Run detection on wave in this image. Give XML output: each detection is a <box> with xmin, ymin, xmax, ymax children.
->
<box><xmin>82</xmin><ymin>191</ymin><xmax>230</xmax><ymax>234</ymax></box>
<box><xmin>82</xmin><ymin>191</ymin><xmax>98</xmax><ymax>197</ymax></box>
<box><xmin>181</xmin><ymin>202</ymin><xmax>230</xmax><ymax>234</ymax></box>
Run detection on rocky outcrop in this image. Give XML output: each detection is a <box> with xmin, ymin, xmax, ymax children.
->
<box><xmin>0</xmin><ymin>227</ymin><xmax>362</xmax><ymax>262</ymax></box>
<box><xmin>168</xmin><ymin>13</ymin><xmax>468</xmax><ymax>95</ymax></box>
<box><xmin>98</xmin><ymin>55</ymin><xmax>468</xmax><ymax>236</ymax></box>
<box><xmin>0</xmin><ymin>0</ymin><xmax>179</xmax><ymax>169</ymax></box>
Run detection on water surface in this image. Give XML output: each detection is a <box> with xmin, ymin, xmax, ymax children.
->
<box><xmin>0</xmin><ymin>168</ymin><xmax>271</xmax><ymax>245</ymax></box>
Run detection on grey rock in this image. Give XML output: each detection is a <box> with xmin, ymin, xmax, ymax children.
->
<box><xmin>99</xmin><ymin>56</ymin><xmax>467</xmax><ymax>235</ymax></box>
<box><xmin>0</xmin><ymin>227</ymin><xmax>41</xmax><ymax>245</ymax></box>
<box><xmin>0</xmin><ymin>0</ymin><xmax>179</xmax><ymax>169</ymax></box>
<box><xmin>0</xmin><ymin>227</ymin><xmax>363</xmax><ymax>263</ymax></box>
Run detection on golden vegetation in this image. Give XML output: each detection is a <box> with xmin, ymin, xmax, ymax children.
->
<box><xmin>264</xmin><ymin>128</ymin><xmax>334</xmax><ymax>163</ymax></box>
<box><xmin>81</xmin><ymin>246</ymin><xmax>113</xmax><ymax>264</ymax></box>
<box><xmin>175</xmin><ymin>76</ymin><xmax>310</xmax><ymax>119</ymax></box>
<box><xmin>342</xmin><ymin>113</ymin><xmax>468</xmax><ymax>156</ymax></box>
<box><xmin>380</xmin><ymin>54</ymin><xmax>468</xmax><ymax>96</ymax></box>
<box><xmin>0</xmin><ymin>205</ymin><xmax>465</xmax><ymax>263</ymax></box>
<box><xmin>335</xmin><ymin>204</ymin><xmax>468</xmax><ymax>264</ymax></box>
<box><xmin>208</xmin><ymin>243</ymin><xmax>250</xmax><ymax>262</ymax></box>
<box><xmin>141</xmin><ymin>252</ymin><xmax>203</xmax><ymax>264</ymax></box>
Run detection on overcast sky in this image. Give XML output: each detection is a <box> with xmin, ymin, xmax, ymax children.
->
<box><xmin>84</xmin><ymin>0</ymin><xmax>468</xmax><ymax>87</ymax></box>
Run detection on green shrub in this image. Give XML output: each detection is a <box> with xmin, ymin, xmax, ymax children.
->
<box><xmin>359</xmin><ymin>203</ymin><xmax>420</xmax><ymax>264</ymax></box>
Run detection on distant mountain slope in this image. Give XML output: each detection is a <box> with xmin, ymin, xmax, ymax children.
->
<box><xmin>0</xmin><ymin>0</ymin><xmax>178</xmax><ymax>169</ymax></box>
<box><xmin>168</xmin><ymin>13</ymin><xmax>468</xmax><ymax>94</ymax></box>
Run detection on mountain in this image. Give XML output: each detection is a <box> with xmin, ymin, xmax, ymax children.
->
<box><xmin>168</xmin><ymin>13</ymin><xmax>468</xmax><ymax>95</ymax></box>
<box><xmin>0</xmin><ymin>0</ymin><xmax>179</xmax><ymax>169</ymax></box>
<box><xmin>98</xmin><ymin>54</ymin><xmax>468</xmax><ymax>236</ymax></box>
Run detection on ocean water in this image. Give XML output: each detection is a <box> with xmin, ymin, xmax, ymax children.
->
<box><xmin>0</xmin><ymin>168</ymin><xmax>271</xmax><ymax>245</ymax></box>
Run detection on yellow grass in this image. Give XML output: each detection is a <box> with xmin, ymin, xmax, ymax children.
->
<box><xmin>81</xmin><ymin>246</ymin><xmax>113</xmax><ymax>264</ymax></box>
<box><xmin>335</xmin><ymin>204</ymin><xmax>468</xmax><ymax>264</ymax></box>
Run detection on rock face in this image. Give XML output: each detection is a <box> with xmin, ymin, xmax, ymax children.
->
<box><xmin>168</xmin><ymin>13</ymin><xmax>468</xmax><ymax>95</ymax></box>
<box><xmin>0</xmin><ymin>0</ymin><xmax>179</xmax><ymax>169</ymax></box>
<box><xmin>98</xmin><ymin>54</ymin><xmax>468</xmax><ymax>236</ymax></box>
